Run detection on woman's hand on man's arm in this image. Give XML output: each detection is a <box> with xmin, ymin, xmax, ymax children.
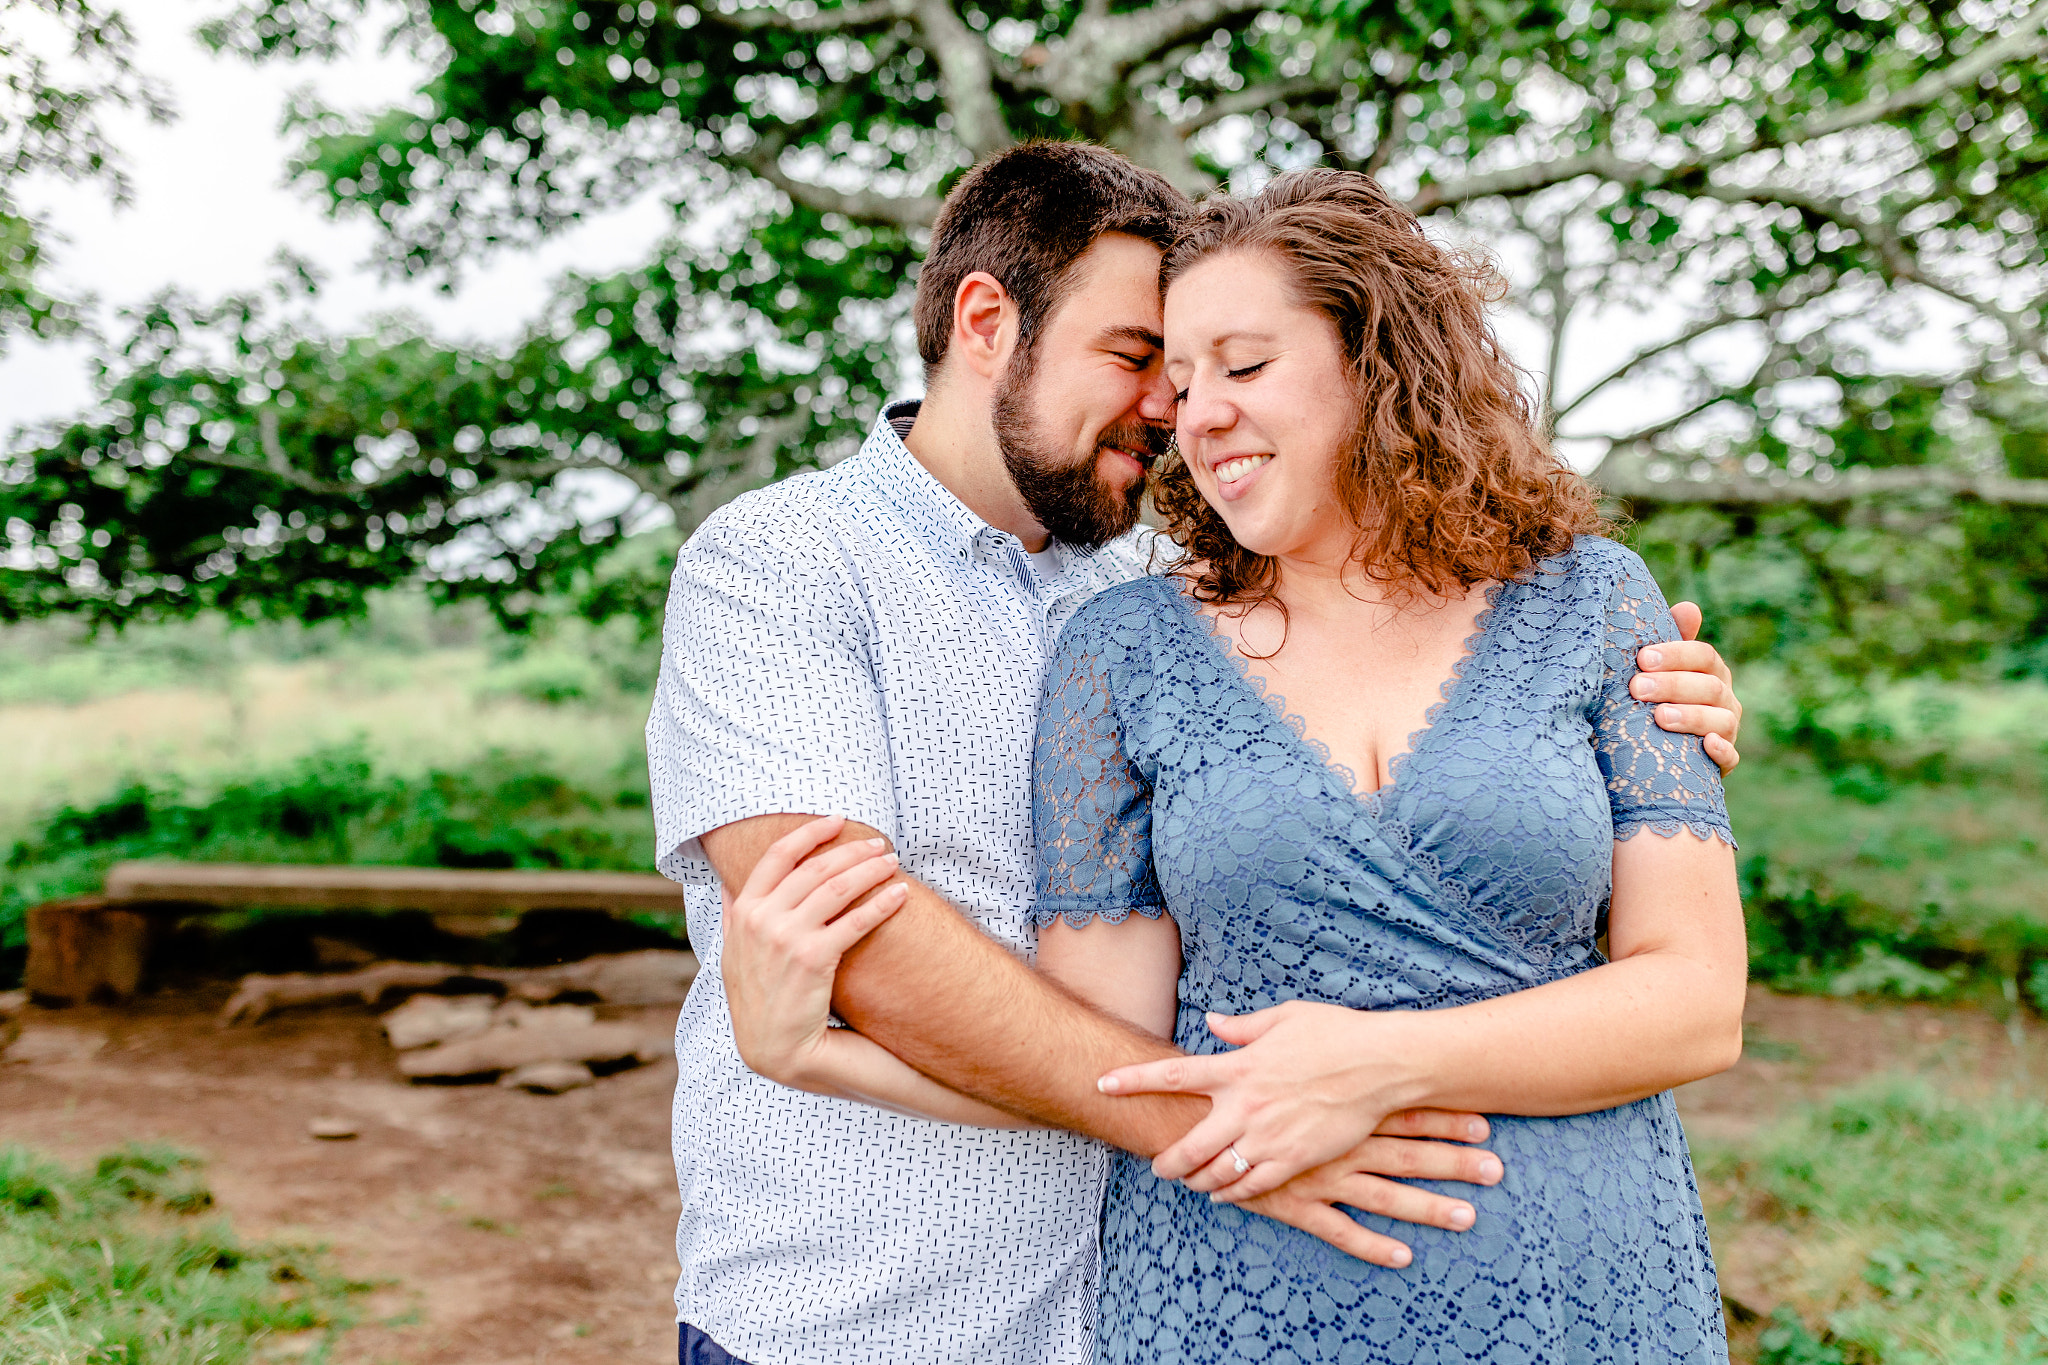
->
<box><xmin>1635</xmin><ymin>601</ymin><xmax>1743</xmax><ymax>775</ymax></box>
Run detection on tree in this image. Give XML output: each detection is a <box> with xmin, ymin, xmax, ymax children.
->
<box><xmin>0</xmin><ymin>0</ymin><xmax>168</xmax><ymax>350</ymax></box>
<box><xmin>3</xmin><ymin>0</ymin><xmax>2045</xmax><ymax>639</ymax></box>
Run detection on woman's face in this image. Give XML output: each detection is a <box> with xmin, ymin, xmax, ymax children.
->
<box><xmin>1163</xmin><ymin>250</ymin><xmax>1357</xmax><ymax>565</ymax></box>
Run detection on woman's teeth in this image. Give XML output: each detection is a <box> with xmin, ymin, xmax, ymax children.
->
<box><xmin>1215</xmin><ymin>455</ymin><xmax>1272</xmax><ymax>484</ymax></box>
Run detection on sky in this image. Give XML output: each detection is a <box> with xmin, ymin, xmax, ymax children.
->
<box><xmin>0</xmin><ymin>0</ymin><xmax>673</xmax><ymax>428</ymax></box>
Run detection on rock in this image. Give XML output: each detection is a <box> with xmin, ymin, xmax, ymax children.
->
<box><xmin>381</xmin><ymin>993</ymin><xmax>498</xmax><ymax>1051</ymax></box>
<box><xmin>500</xmin><ymin>1060</ymin><xmax>596</xmax><ymax>1094</ymax></box>
<box><xmin>396</xmin><ymin>1021</ymin><xmax>658</xmax><ymax>1080</ymax></box>
<box><xmin>311</xmin><ymin>936</ymin><xmax>377</xmax><ymax>969</ymax></box>
<box><xmin>492</xmin><ymin>1001</ymin><xmax>597</xmax><ymax>1030</ymax></box>
<box><xmin>218</xmin><ymin>949</ymin><xmax>698</xmax><ymax>1027</ymax></box>
<box><xmin>546</xmin><ymin>948</ymin><xmax>698</xmax><ymax>1007</ymax></box>
<box><xmin>307</xmin><ymin>1116</ymin><xmax>359</xmax><ymax>1140</ymax></box>
<box><xmin>2</xmin><ymin>1026</ymin><xmax>107</xmax><ymax>1065</ymax></box>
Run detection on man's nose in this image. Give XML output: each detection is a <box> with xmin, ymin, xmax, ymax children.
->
<box><xmin>1136</xmin><ymin>367</ymin><xmax>1177</xmax><ymax>424</ymax></box>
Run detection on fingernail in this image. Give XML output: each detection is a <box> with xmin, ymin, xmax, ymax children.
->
<box><xmin>1390</xmin><ymin>1246</ymin><xmax>1412</xmax><ymax>1268</ymax></box>
<box><xmin>880</xmin><ymin>851</ymin><xmax>899</xmax><ymax>865</ymax></box>
<box><xmin>1097</xmin><ymin>1076</ymin><xmax>1119</xmax><ymax>1093</ymax></box>
<box><xmin>866</xmin><ymin>837</ymin><xmax>888</xmax><ymax>849</ymax></box>
<box><xmin>1466</xmin><ymin>1119</ymin><xmax>1485</xmax><ymax>1141</ymax></box>
<box><xmin>1657</xmin><ymin>704</ymin><xmax>1679</xmax><ymax>721</ymax></box>
<box><xmin>1449</xmin><ymin>1204</ymin><xmax>1474</xmax><ymax>1230</ymax></box>
<box><xmin>1640</xmin><ymin>648</ymin><xmax>1662</xmax><ymax>668</ymax></box>
<box><xmin>1480</xmin><ymin>1156</ymin><xmax>1503</xmax><ymax>1182</ymax></box>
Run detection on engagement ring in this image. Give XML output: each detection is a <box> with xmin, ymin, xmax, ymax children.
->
<box><xmin>1229</xmin><ymin>1146</ymin><xmax>1250</xmax><ymax>1176</ymax></box>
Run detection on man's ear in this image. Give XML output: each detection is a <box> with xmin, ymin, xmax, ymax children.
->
<box><xmin>950</xmin><ymin>271</ymin><xmax>1013</xmax><ymax>381</ymax></box>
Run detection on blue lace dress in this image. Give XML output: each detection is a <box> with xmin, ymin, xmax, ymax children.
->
<box><xmin>1032</xmin><ymin>536</ymin><xmax>1734</xmax><ymax>1365</ymax></box>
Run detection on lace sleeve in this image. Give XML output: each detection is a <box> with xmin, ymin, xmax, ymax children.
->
<box><xmin>1592</xmin><ymin>547</ymin><xmax>1737</xmax><ymax>847</ymax></box>
<box><xmin>1032</xmin><ymin>619</ymin><xmax>1166</xmax><ymax>930</ymax></box>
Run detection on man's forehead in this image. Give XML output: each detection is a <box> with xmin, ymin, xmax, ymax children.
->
<box><xmin>1048</xmin><ymin>235</ymin><xmax>1164</xmax><ymax>343</ymax></box>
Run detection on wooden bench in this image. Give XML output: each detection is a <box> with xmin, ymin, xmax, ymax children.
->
<box><xmin>24</xmin><ymin>861</ymin><xmax>690</xmax><ymax>1006</ymax></box>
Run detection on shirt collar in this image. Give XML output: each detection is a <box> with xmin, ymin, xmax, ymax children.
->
<box><xmin>855</xmin><ymin>400</ymin><xmax>990</xmax><ymax>558</ymax></box>
<box><xmin>854</xmin><ymin>399</ymin><xmax>1137</xmax><ymax>585</ymax></box>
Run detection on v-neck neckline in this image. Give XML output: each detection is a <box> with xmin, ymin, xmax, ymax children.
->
<box><xmin>1163</xmin><ymin>574</ymin><xmax>1506</xmax><ymax>817</ymax></box>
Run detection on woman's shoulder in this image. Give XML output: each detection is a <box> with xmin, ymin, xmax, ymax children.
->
<box><xmin>1063</xmin><ymin>573</ymin><xmax>1180</xmax><ymax>636</ymax></box>
<box><xmin>1048</xmin><ymin>575</ymin><xmax>1186</xmax><ymax>682</ymax></box>
<box><xmin>1524</xmin><ymin>534</ymin><xmax>1659</xmax><ymax>600</ymax></box>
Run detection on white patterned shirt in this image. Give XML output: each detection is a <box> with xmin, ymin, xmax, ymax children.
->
<box><xmin>647</xmin><ymin>403</ymin><xmax>1157</xmax><ymax>1365</ymax></box>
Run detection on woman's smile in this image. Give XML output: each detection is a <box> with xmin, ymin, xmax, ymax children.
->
<box><xmin>1211</xmin><ymin>452</ymin><xmax>1273</xmax><ymax>497</ymax></box>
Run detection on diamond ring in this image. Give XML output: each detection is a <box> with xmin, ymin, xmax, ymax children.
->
<box><xmin>1228</xmin><ymin>1146</ymin><xmax>1250</xmax><ymax>1176</ymax></box>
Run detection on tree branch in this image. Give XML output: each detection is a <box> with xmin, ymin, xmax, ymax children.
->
<box><xmin>706</xmin><ymin>0</ymin><xmax>916</xmax><ymax>33</ymax></box>
<box><xmin>1593</xmin><ymin>447</ymin><xmax>2048</xmax><ymax>506</ymax></box>
<box><xmin>741</xmin><ymin>139</ymin><xmax>943</xmax><ymax>226</ymax></box>
<box><xmin>1363</xmin><ymin>66</ymin><xmax>1415</xmax><ymax>179</ymax></box>
<box><xmin>1410</xmin><ymin>17</ymin><xmax>2048</xmax><ymax>214</ymax></box>
<box><xmin>1018</xmin><ymin>0</ymin><xmax>1267</xmax><ymax>106</ymax></box>
<box><xmin>712</xmin><ymin>0</ymin><xmax>1010</xmax><ymax>158</ymax></box>
<box><xmin>1801</xmin><ymin>17</ymin><xmax>2048</xmax><ymax>140</ymax></box>
<box><xmin>910</xmin><ymin>0</ymin><xmax>1013</xmax><ymax>158</ymax></box>
<box><xmin>1085</xmin><ymin>0</ymin><xmax>1268</xmax><ymax>72</ymax></box>
<box><xmin>1694</xmin><ymin>181</ymin><xmax>2048</xmax><ymax>363</ymax></box>
<box><xmin>1552</xmin><ymin>294</ymin><xmax>1808</xmax><ymax>424</ymax></box>
<box><xmin>1172</xmin><ymin>71</ymin><xmax>1349</xmax><ymax>138</ymax></box>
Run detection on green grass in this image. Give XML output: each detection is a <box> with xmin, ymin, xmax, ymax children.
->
<box><xmin>0</xmin><ymin>1146</ymin><xmax>366</xmax><ymax>1364</ymax></box>
<box><xmin>1723</xmin><ymin>670</ymin><xmax>2048</xmax><ymax>1002</ymax></box>
<box><xmin>1701</xmin><ymin>1079</ymin><xmax>2048</xmax><ymax>1364</ymax></box>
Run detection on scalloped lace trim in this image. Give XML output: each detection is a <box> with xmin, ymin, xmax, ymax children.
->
<box><xmin>1035</xmin><ymin>900</ymin><xmax>1169</xmax><ymax>931</ymax></box>
<box><xmin>1171</xmin><ymin>575</ymin><xmax>1505</xmax><ymax>806</ymax></box>
<box><xmin>1614</xmin><ymin>815</ymin><xmax>1739</xmax><ymax>849</ymax></box>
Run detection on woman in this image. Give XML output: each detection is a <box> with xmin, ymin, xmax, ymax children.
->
<box><xmin>727</xmin><ymin>170</ymin><xmax>1744</xmax><ymax>1363</ymax></box>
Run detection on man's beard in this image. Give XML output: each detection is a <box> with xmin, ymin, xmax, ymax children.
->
<box><xmin>992</xmin><ymin>351</ymin><xmax>1169</xmax><ymax>551</ymax></box>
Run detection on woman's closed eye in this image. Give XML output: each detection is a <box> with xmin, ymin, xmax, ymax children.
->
<box><xmin>1171</xmin><ymin>361</ymin><xmax>1268</xmax><ymax>405</ymax></box>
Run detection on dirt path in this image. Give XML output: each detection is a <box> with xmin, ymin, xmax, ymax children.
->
<box><xmin>0</xmin><ymin>987</ymin><xmax>683</xmax><ymax>1365</ymax></box>
<box><xmin>4</xmin><ymin>984</ymin><xmax>2043</xmax><ymax>1363</ymax></box>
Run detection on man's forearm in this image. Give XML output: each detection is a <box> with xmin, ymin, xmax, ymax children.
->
<box><xmin>701</xmin><ymin>812</ymin><xmax>1206</xmax><ymax>1157</ymax></box>
<box><xmin>831</xmin><ymin>883</ymin><xmax>1210</xmax><ymax>1157</ymax></box>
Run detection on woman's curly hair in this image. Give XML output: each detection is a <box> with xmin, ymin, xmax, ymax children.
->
<box><xmin>1153</xmin><ymin>169</ymin><xmax>1605</xmax><ymax>608</ymax></box>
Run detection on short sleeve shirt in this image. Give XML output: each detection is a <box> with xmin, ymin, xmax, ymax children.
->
<box><xmin>646</xmin><ymin>403</ymin><xmax>1157</xmax><ymax>1365</ymax></box>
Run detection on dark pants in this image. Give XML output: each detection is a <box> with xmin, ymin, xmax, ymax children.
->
<box><xmin>679</xmin><ymin>1321</ymin><xmax>748</xmax><ymax>1365</ymax></box>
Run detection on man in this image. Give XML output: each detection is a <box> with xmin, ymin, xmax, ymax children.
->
<box><xmin>648</xmin><ymin>142</ymin><xmax>1743</xmax><ymax>1365</ymax></box>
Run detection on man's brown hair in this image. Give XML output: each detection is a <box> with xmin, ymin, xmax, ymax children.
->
<box><xmin>915</xmin><ymin>141</ymin><xmax>1187</xmax><ymax>375</ymax></box>
<box><xmin>1153</xmin><ymin>169</ymin><xmax>1604</xmax><ymax>608</ymax></box>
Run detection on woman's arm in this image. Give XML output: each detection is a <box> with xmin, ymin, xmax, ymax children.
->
<box><xmin>789</xmin><ymin>1027</ymin><xmax>1047</xmax><ymax>1129</ymax></box>
<box><xmin>1035</xmin><ymin>910</ymin><xmax>1183</xmax><ymax>1039</ymax></box>
<box><xmin>720</xmin><ymin>815</ymin><xmax>1045</xmax><ymax>1129</ymax></box>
